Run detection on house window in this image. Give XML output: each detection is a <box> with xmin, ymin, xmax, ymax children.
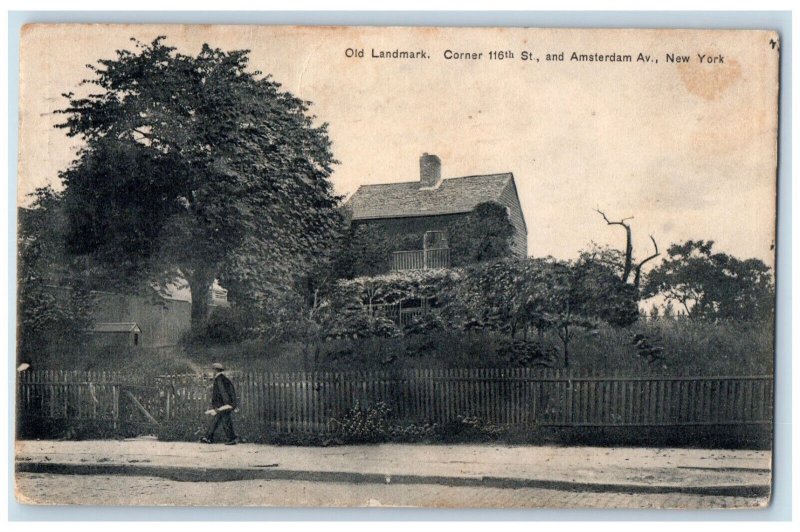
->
<box><xmin>133</xmin><ymin>333</ymin><xmax>139</xmax><ymax>346</ymax></box>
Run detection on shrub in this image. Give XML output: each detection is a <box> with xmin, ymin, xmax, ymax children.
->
<box><xmin>321</xmin><ymin>310</ymin><xmax>374</xmax><ymax>340</ymax></box>
<box><xmin>322</xmin><ymin>312</ymin><xmax>402</xmax><ymax>340</ymax></box>
<box><xmin>372</xmin><ymin>316</ymin><xmax>403</xmax><ymax>338</ymax></box>
<box><xmin>185</xmin><ymin>306</ymin><xmax>254</xmax><ymax>345</ymax></box>
<box><xmin>435</xmin><ymin>415</ymin><xmax>504</xmax><ymax>442</ymax></box>
<box><xmin>495</xmin><ymin>338</ymin><xmax>559</xmax><ymax>367</ymax></box>
<box><xmin>386</xmin><ymin>415</ymin><xmax>504</xmax><ymax>443</ymax></box>
<box><xmin>402</xmin><ymin>312</ymin><xmax>445</xmax><ymax>335</ymax></box>
<box><xmin>328</xmin><ymin>400</ymin><xmax>391</xmax><ymax>443</ymax></box>
<box><xmin>386</xmin><ymin>422</ymin><xmax>439</xmax><ymax>442</ymax></box>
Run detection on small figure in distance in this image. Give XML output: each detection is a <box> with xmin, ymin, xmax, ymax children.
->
<box><xmin>200</xmin><ymin>362</ymin><xmax>239</xmax><ymax>445</ymax></box>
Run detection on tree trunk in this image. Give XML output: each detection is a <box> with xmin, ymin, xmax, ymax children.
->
<box><xmin>622</xmin><ymin>225</ymin><xmax>633</xmax><ymax>284</ymax></box>
<box><xmin>189</xmin><ymin>271</ymin><xmax>215</xmax><ymax>330</ymax></box>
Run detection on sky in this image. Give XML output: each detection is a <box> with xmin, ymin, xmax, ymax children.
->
<box><xmin>17</xmin><ymin>25</ymin><xmax>779</xmax><ymax>267</ymax></box>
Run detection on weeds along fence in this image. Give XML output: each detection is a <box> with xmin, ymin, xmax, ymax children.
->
<box><xmin>17</xmin><ymin>368</ymin><xmax>774</xmax><ymax>439</ymax></box>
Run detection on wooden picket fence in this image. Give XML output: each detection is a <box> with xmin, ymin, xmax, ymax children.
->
<box><xmin>17</xmin><ymin>368</ymin><xmax>774</xmax><ymax>437</ymax></box>
<box><xmin>16</xmin><ymin>370</ymin><xmax>163</xmax><ymax>432</ymax></box>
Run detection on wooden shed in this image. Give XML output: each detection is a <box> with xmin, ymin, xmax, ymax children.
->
<box><xmin>89</xmin><ymin>322</ymin><xmax>143</xmax><ymax>348</ymax></box>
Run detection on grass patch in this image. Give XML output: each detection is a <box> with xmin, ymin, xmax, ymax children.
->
<box><xmin>36</xmin><ymin>318</ymin><xmax>772</xmax><ymax>377</ymax></box>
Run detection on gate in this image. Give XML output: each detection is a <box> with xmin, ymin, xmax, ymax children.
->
<box><xmin>16</xmin><ymin>370</ymin><xmax>164</xmax><ymax>437</ymax></box>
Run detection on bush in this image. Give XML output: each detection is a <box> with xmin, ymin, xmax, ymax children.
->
<box><xmin>385</xmin><ymin>422</ymin><xmax>439</xmax><ymax>442</ymax></box>
<box><xmin>434</xmin><ymin>415</ymin><xmax>504</xmax><ymax>443</ymax></box>
<box><xmin>328</xmin><ymin>400</ymin><xmax>390</xmax><ymax>443</ymax></box>
<box><xmin>403</xmin><ymin>312</ymin><xmax>445</xmax><ymax>335</ymax></box>
<box><xmin>372</xmin><ymin>316</ymin><xmax>403</xmax><ymax>338</ymax></box>
<box><xmin>386</xmin><ymin>416</ymin><xmax>504</xmax><ymax>444</ymax></box>
<box><xmin>315</xmin><ymin>329</ymin><xmax>510</xmax><ymax>370</ymax></box>
<box><xmin>184</xmin><ymin>306</ymin><xmax>254</xmax><ymax>345</ymax></box>
<box><xmin>496</xmin><ymin>338</ymin><xmax>559</xmax><ymax>368</ymax></box>
<box><xmin>322</xmin><ymin>312</ymin><xmax>402</xmax><ymax>340</ymax></box>
<box><xmin>321</xmin><ymin>311</ymin><xmax>373</xmax><ymax>340</ymax></box>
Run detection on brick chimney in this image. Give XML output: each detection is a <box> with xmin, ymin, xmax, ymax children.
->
<box><xmin>419</xmin><ymin>153</ymin><xmax>441</xmax><ymax>188</ymax></box>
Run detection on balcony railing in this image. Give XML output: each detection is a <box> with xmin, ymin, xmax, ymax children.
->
<box><xmin>391</xmin><ymin>248</ymin><xmax>450</xmax><ymax>271</ymax></box>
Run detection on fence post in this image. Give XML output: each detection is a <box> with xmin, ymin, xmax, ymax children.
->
<box><xmin>112</xmin><ymin>384</ymin><xmax>119</xmax><ymax>433</ymax></box>
<box><xmin>165</xmin><ymin>377</ymin><xmax>172</xmax><ymax>421</ymax></box>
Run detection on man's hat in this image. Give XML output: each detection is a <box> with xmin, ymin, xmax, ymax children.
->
<box><xmin>211</xmin><ymin>362</ymin><xmax>225</xmax><ymax>371</ymax></box>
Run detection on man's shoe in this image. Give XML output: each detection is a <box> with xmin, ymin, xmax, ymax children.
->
<box><xmin>200</xmin><ymin>437</ymin><xmax>212</xmax><ymax>444</ymax></box>
<box><xmin>224</xmin><ymin>439</ymin><xmax>238</xmax><ymax>445</ymax></box>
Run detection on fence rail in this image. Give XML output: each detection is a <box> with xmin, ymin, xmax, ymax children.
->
<box><xmin>391</xmin><ymin>248</ymin><xmax>451</xmax><ymax>271</ymax></box>
<box><xmin>17</xmin><ymin>368</ymin><xmax>774</xmax><ymax>436</ymax></box>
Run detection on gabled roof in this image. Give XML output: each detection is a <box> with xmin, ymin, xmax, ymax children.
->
<box><xmin>345</xmin><ymin>173</ymin><xmax>515</xmax><ymax>220</ymax></box>
<box><xmin>92</xmin><ymin>322</ymin><xmax>142</xmax><ymax>333</ymax></box>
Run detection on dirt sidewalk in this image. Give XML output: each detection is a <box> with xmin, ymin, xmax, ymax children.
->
<box><xmin>15</xmin><ymin>439</ymin><xmax>772</xmax><ymax>498</ymax></box>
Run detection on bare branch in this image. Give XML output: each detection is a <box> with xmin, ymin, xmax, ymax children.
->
<box><xmin>594</xmin><ymin>208</ymin><xmax>612</xmax><ymax>224</ymax></box>
<box><xmin>595</xmin><ymin>208</ymin><xmax>634</xmax><ymax>283</ymax></box>
<box><xmin>648</xmin><ymin>235</ymin><xmax>659</xmax><ymax>255</ymax></box>
<box><xmin>594</xmin><ymin>208</ymin><xmax>633</xmax><ymax>227</ymax></box>
<box><xmin>633</xmin><ymin>235</ymin><xmax>661</xmax><ymax>289</ymax></box>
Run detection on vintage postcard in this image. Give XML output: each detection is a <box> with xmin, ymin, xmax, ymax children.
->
<box><xmin>15</xmin><ymin>25</ymin><xmax>779</xmax><ymax>508</ymax></box>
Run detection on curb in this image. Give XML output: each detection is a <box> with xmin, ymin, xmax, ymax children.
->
<box><xmin>15</xmin><ymin>462</ymin><xmax>771</xmax><ymax>498</ymax></box>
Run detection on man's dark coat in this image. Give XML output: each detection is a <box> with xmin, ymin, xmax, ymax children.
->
<box><xmin>211</xmin><ymin>373</ymin><xmax>237</xmax><ymax>408</ymax></box>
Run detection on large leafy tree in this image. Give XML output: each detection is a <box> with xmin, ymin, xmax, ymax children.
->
<box><xmin>643</xmin><ymin>240</ymin><xmax>774</xmax><ymax>322</ymax></box>
<box><xmin>17</xmin><ymin>188</ymin><xmax>93</xmax><ymax>363</ymax></box>
<box><xmin>56</xmin><ymin>37</ymin><xmax>342</xmax><ymax>327</ymax></box>
<box><xmin>523</xmin><ymin>257</ymin><xmax>637</xmax><ymax>366</ymax></box>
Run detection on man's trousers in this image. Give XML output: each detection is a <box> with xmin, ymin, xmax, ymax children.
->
<box><xmin>205</xmin><ymin>410</ymin><xmax>237</xmax><ymax>442</ymax></box>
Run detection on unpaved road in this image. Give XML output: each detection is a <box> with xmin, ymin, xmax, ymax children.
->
<box><xmin>15</xmin><ymin>440</ymin><xmax>772</xmax><ymax>489</ymax></box>
<box><xmin>15</xmin><ymin>473</ymin><xmax>769</xmax><ymax>509</ymax></box>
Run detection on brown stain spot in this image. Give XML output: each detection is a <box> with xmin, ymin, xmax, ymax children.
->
<box><xmin>690</xmin><ymin>124</ymin><xmax>743</xmax><ymax>156</ymax></box>
<box><xmin>677</xmin><ymin>55</ymin><xmax>742</xmax><ymax>101</ymax></box>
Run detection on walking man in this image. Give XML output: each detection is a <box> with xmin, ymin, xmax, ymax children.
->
<box><xmin>200</xmin><ymin>362</ymin><xmax>239</xmax><ymax>445</ymax></box>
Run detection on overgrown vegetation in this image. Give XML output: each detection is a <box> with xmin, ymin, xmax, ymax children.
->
<box><xmin>335</xmin><ymin>202</ymin><xmax>514</xmax><ymax>278</ymax></box>
<box><xmin>19</xmin><ymin>35</ymin><xmax>775</xmax><ymax>382</ymax></box>
<box><xmin>17</xmin><ymin>188</ymin><xmax>93</xmax><ymax>365</ymax></box>
<box><xmin>38</xmin><ymin>316</ymin><xmax>771</xmax><ymax>378</ymax></box>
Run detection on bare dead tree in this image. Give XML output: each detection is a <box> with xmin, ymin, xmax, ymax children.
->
<box><xmin>595</xmin><ymin>209</ymin><xmax>660</xmax><ymax>288</ymax></box>
<box><xmin>595</xmin><ymin>209</ymin><xmax>634</xmax><ymax>282</ymax></box>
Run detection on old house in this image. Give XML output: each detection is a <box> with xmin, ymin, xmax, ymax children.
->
<box><xmin>343</xmin><ymin>153</ymin><xmax>528</xmax><ymax>277</ymax></box>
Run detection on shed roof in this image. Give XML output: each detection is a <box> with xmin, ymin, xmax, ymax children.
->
<box><xmin>345</xmin><ymin>173</ymin><xmax>514</xmax><ymax>220</ymax></box>
<box><xmin>92</xmin><ymin>322</ymin><xmax>142</xmax><ymax>333</ymax></box>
